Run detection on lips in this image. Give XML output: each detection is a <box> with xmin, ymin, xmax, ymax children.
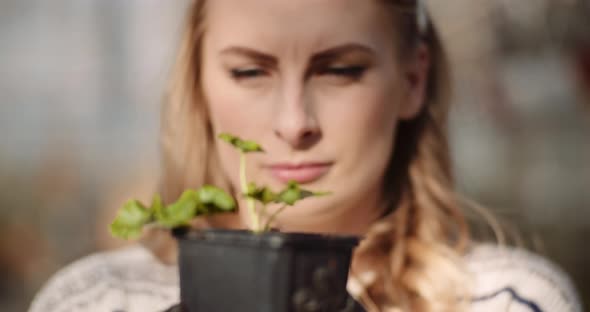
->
<box><xmin>267</xmin><ymin>162</ymin><xmax>332</xmax><ymax>184</ymax></box>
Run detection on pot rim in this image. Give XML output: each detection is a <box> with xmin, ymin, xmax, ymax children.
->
<box><xmin>173</xmin><ymin>227</ymin><xmax>361</xmax><ymax>249</ymax></box>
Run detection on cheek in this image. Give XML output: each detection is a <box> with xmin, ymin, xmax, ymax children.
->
<box><xmin>204</xmin><ymin>83</ymin><xmax>242</xmax><ymax>185</ymax></box>
<box><xmin>202</xmin><ymin>62</ymin><xmax>275</xmax><ymax>137</ymax></box>
<box><xmin>317</xmin><ymin>76</ymin><xmax>401</xmax><ymax>191</ymax></box>
<box><xmin>351</xmin><ymin>89</ymin><xmax>398</xmax><ymax>165</ymax></box>
<box><xmin>202</xmin><ymin>61</ymin><xmax>274</xmax><ymax>190</ymax></box>
<box><xmin>202</xmin><ymin>65</ymin><xmax>246</xmax><ymax>134</ymax></box>
<box><xmin>319</xmin><ymin>78</ymin><xmax>400</xmax><ymax>151</ymax></box>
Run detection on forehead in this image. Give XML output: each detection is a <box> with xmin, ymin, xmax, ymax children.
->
<box><xmin>203</xmin><ymin>0</ymin><xmax>394</xmax><ymax>55</ymax></box>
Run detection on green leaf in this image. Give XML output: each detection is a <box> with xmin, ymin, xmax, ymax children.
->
<box><xmin>277</xmin><ymin>187</ymin><xmax>299</xmax><ymax>205</ymax></box>
<box><xmin>179</xmin><ymin>189</ymin><xmax>200</xmax><ymax>202</ymax></box>
<box><xmin>261</xmin><ymin>188</ymin><xmax>277</xmax><ymax>204</ymax></box>
<box><xmin>109</xmin><ymin>199</ymin><xmax>152</xmax><ymax>239</ymax></box>
<box><xmin>156</xmin><ymin>191</ymin><xmax>198</xmax><ymax>228</ymax></box>
<box><xmin>150</xmin><ymin>194</ymin><xmax>164</xmax><ymax>212</ymax></box>
<box><xmin>198</xmin><ymin>185</ymin><xmax>236</xmax><ymax>212</ymax></box>
<box><xmin>218</xmin><ymin>133</ymin><xmax>264</xmax><ymax>153</ymax></box>
<box><xmin>213</xmin><ymin>192</ymin><xmax>236</xmax><ymax>211</ymax></box>
<box><xmin>165</xmin><ymin>199</ymin><xmax>197</xmax><ymax>227</ymax></box>
<box><xmin>110</xmin><ymin>220</ymin><xmax>143</xmax><ymax>240</ymax></box>
<box><xmin>237</xmin><ymin>140</ymin><xmax>264</xmax><ymax>153</ymax></box>
<box><xmin>197</xmin><ymin>185</ymin><xmax>217</xmax><ymax>204</ymax></box>
<box><xmin>287</xmin><ymin>180</ymin><xmax>298</xmax><ymax>188</ymax></box>
<box><xmin>245</xmin><ymin>183</ymin><xmax>277</xmax><ymax>204</ymax></box>
<box><xmin>246</xmin><ymin>182</ymin><xmax>257</xmax><ymax>194</ymax></box>
<box><xmin>151</xmin><ymin>194</ymin><xmax>166</xmax><ymax>221</ymax></box>
<box><xmin>275</xmin><ymin>181</ymin><xmax>330</xmax><ymax>206</ymax></box>
<box><xmin>218</xmin><ymin>133</ymin><xmax>237</xmax><ymax>145</ymax></box>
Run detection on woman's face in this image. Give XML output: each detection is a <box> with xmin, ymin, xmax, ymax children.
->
<box><xmin>201</xmin><ymin>0</ymin><xmax>428</xmax><ymax>233</ymax></box>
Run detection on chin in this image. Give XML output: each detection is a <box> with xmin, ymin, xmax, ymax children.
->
<box><xmin>268</xmin><ymin>196</ymin><xmax>340</xmax><ymax>228</ymax></box>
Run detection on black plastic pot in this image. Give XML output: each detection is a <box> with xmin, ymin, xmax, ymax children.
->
<box><xmin>171</xmin><ymin>228</ymin><xmax>364</xmax><ymax>312</ymax></box>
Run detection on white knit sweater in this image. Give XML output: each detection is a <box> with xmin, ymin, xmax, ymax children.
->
<box><xmin>28</xmin><ymin>244</ymin><xmax>583</xmax><ymax>312</ymax></box>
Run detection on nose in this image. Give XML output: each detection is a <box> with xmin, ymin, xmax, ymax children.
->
<box><xmin>272</xmin><ymin>83</ymin><xmax>321</xmax><ymax>149</ymax></box>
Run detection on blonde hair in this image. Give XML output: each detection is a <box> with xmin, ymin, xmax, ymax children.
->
<box><xmin>154</xmin><ymin>1</ymin><xmax>472</xmax><ymax>311</ymax></box>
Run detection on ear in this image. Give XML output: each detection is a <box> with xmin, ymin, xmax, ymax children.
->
<box><xmin>399</xmin><ymin>42</ymin><xmax>431</xmax><ymax>120</ymax></box>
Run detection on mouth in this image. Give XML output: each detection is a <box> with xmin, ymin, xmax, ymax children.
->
<box><xmin>266</xmin><ymin>162</ymin><xmax>332</xmax><ymax>184</ymax></box>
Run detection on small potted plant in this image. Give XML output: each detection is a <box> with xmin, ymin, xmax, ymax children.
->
<box><xmin>110</xmin><ymin>134</ymin><xmax>363</xmax><ymax>312</ymax></box>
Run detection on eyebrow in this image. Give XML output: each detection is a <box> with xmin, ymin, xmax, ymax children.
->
<box><xmin>312</xmin><ymin>43</ymin><xmax>376</xmax><ymax>62</ymax></box>
<box><xmin>219</xmin><ymin>43</ymin><xmax>376</xmax><ymax>64</ymax></box>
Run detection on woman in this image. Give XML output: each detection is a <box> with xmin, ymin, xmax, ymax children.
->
<box><xmin>29</xmin><ymin>0</ymin><xmax>582</xmax><ymax>311</ymax></box>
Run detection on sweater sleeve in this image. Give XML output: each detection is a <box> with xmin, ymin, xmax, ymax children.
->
<box><xmin>28</xmin><ymin>245</ymin><xmax>179</xmax><ymax>312</ymax></box>
<box><xmin>467</xmin><ymin>244</ymin><xmax>583</xmax><ymax>312</ymax></box>
<box><xmin>28</xmin><ymin>252</ymin><xmax>128</xmax><ymax>312</ymax></box>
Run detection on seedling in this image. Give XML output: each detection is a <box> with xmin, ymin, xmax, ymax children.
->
<box><xmin>110</xmin><ymin>133</ymin><xmax>328</xmax><ymax>238</ymax></box>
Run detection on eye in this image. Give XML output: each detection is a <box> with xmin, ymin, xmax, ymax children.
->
<box><xmin>230</xmin><ymin>68</ymin><xmax>266</xmax><ymax>80</ymax></box>
<box><xmin>320</xmin><ymin>66</ymin><xmax>367</xmax><ymax>79</ymax></box>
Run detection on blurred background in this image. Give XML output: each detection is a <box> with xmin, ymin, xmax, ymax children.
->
<box><xmin>0</xmin><ymin>0</ymin><xmax>588</xmax><ymax>310</ymax></box>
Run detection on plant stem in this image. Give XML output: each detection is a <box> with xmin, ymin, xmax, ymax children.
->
<box><xmin>264</xmin><ymin>204</ymin><xmax>288</xmax><ymax>231</ymax></box>
<box><xmin>240</xmin><ymin>152</ymin><xmax>260</xmax><ymax>231</ymax></box>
